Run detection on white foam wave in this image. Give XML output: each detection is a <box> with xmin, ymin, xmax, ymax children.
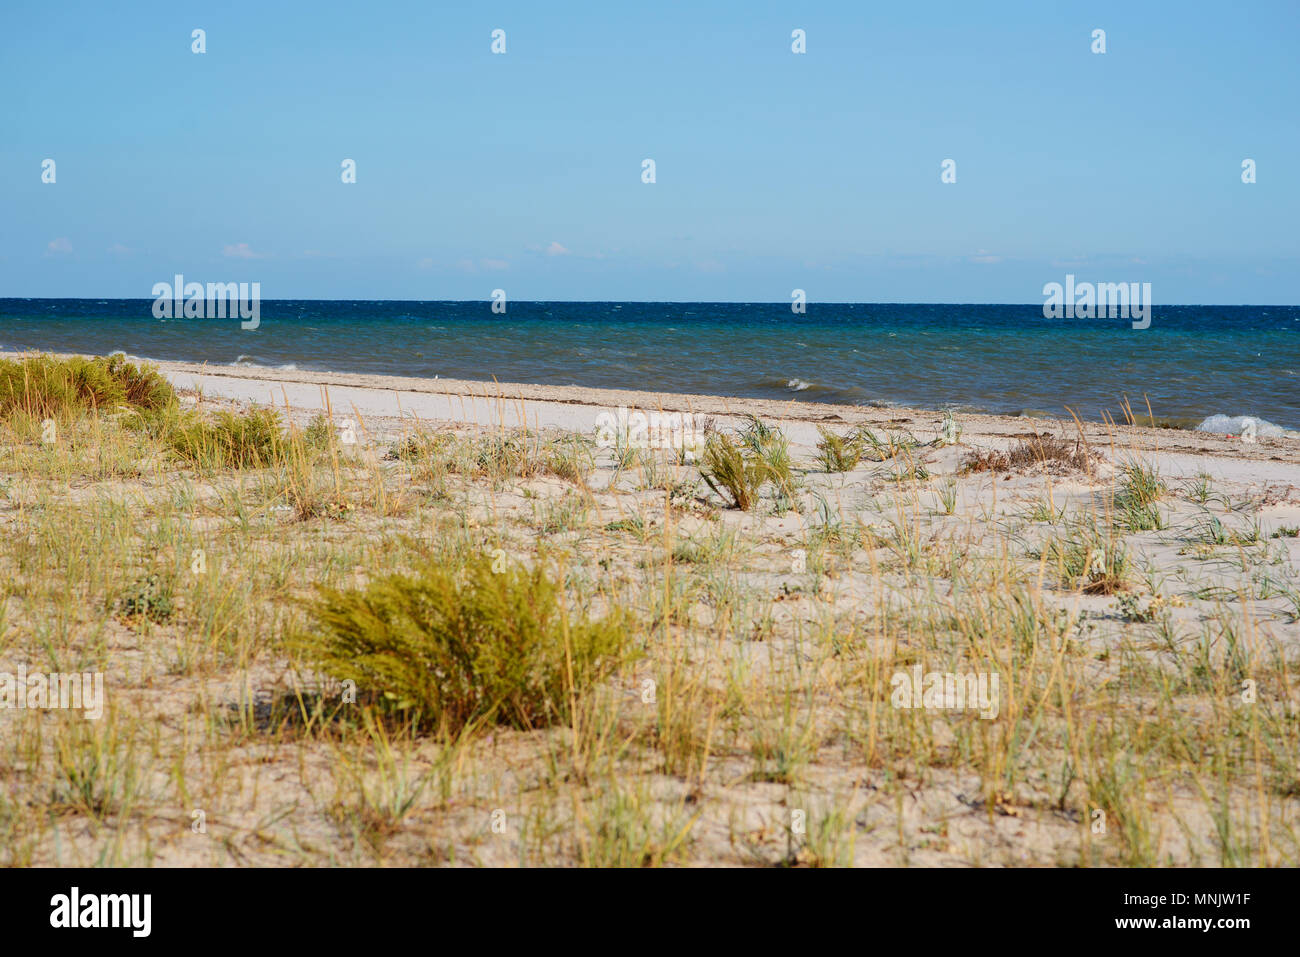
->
<box><xmin>1195</xmin><ymin>414</ymin><xmax>1286</xmax><ymax>438</ymax></box>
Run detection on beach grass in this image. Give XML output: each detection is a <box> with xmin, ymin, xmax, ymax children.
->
<box><xmin>0</xmin><ymin>354</ymin><xmax>1297</xmax><ymax>866</ymax></box>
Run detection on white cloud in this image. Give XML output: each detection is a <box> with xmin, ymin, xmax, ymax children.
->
<box><xmin>545</xmin><ymin>241</ymin><xmax>570</xmax><ymax>257</ymax></box>
<box><xmin>452</xmin><ymin>257</ymin><xmax>510</xmax><ymax>273</ymax></box>
<box><xmin>223</xmin><ymin>242</ymin><xmax>265</xmax><ymax>259</ymax></box>
<box><xmin>46</xmin><ymin>237</ymin><xmax>72</xmax><ymax>254</ymax></box>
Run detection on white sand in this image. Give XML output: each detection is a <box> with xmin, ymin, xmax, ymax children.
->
<box><xmin>7</xmin><ymin>350</ymin><xmax>1300</xmax><ymax>486</ymax></box>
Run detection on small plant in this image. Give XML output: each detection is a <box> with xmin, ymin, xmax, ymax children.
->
<box><xmin>739</xmin><ymin>416</ymin><xmax>798</xmax><ymax>498</ymax></box>
<box><xmin>890</xmin><ymin>460</ymin><xmax>930</xmax><ymax>483</ymax></box>
<box><xmin>700</xmin><ymin>432</ymin><xmax>767</xmax><ymax>511</ymax></box>
<box><xmin>814</xmin><ymin>427</ymin><xmax>862</xmax><ymax>473</ymax></box>
<box><xmin>387</xmin><ymin>430</ymin><xmax>452</xmax><ymax>462</ymax></box>
<box><xmin>538</xmin><ymin>491</ymin><xmax>590</xmax><ymax>533</ymax></box>
<box><xmin>962</xmin><ymin>434</ymin><xmax>1094</xmax><ymax>475</ymax></box>
<box><xmin>302</xmin><ymin>413</ymin><xmax>335</xmax><ymax>451</ymax></box>
<box><xmin>115</xmin><ymin>574</ymin><xmax>175</xmax><ymax>623</ymax></box>
<box><xmin>1045</xmin><ymin>525</ymin><xmax>1130</xmax><ymax>594</ymax></box>
<box><xmin>1115</xmin><ymin>500</ymin><xmax>1165</xmax><ymax>532</ymax></box>
<box><xmin>856</xmin><ymin>426</ymin><xmax>918</xmax><ymax>463</ymax></box>
<box><xmin>1116</xmin><ymin>592</ymin><xmax>1181</xmax><ymax>622</ymax></box>
<box><xmin>579</xmin><ymin>787</ymin><xmax>697</xmax><ymax>867</ymax></box>
<box><xmin>605</xmin><ymin>516</ymin><xmax>647</xmax><ymax>537</ymax></box>
<box><xmin>937</xmin><ymin>410</ymin><xmax>962</xmax><ymax>447</ymax></box>
<box><xmin>938</xmin><ymin>479</ymin><xmax>958</xmax><ymax>515</ymax></box>
<box><xmin>1193</xmin><ymin>512</ymin><xmax>1234</xmax><ymax>546</ymax></box>
<box><xmin>544</xmin><ymin>435</ymin><xmax>594</xmax><ymax>484</ymax></box>
<box><xmin>1116</xmin><ymin>593</ymin><xmax>1152</xmax><ymax>622</ymax></box>
<box><xmin>472</xmin><ymin>433</ymin><xmax>537</xmax><ymax>479</ymax></box>
<box><xmin>1115</xmin><ymin>462</ymin><xmax>1165</xmax><ymax>510</ymax></box>
<box><xmin>1185</xmin><ymin>472</ymin><xmax>1215</xmax><ymax>505</ymax></box>
<box><xmin>671</xmin><ymin>541</ymin><xmax>707</xmax><ymax>564</ymax></box>
<box><xmin>299</xmin><ymin>498</ymin><xmax>355</xmax><ymax>522</ymax></box>
<box><xmin>612</xmin><ymin>431</ymin><xmax>637</xmax><ymax>472</ymax></box>
<box><xmin>1272</xmin><ymin>525</ymin><xmax>1299</xmax><ymax>539</ymax></box>
<box><xmin>634</xmin><ymin>447</ymin><xmax>663</xmax><ymax>490</ymax></box>
<box><xmin>1028</xmin><ymin>498</ymin><xmax>1065</xmax><ymax>523</ymax></box>
<box><xmin>300</xmin><ymin>554</ymin><xmax>630</xmax><ymax>732</ymax></box>
<box><xmin>168</xmin><ymin>408</ymin><xmax>283</xmax><ymax>468</ymax></box>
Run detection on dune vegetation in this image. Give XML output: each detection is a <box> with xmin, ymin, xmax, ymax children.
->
<box><xmin>0</xmin><ymin>353</ymin><xmax>1298</xmax><ymax>866</ymax></box>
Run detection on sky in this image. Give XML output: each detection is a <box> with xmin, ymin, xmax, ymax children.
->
<box><xmin>2</xmin><ymin>0</ymin><xmax>1297</xmax><ymax>303</ymax></box>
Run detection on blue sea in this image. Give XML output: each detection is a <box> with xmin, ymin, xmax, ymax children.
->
<box><xmin>2</xmin><ymin>299</ymin><xmax>1298</xmax><ymax>429</ymax></box>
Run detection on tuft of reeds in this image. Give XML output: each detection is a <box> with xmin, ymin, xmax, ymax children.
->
<box><xmin>814</xmin><ymin>426</ymin><xmax>863</xmax><ymax>473</ymax></box>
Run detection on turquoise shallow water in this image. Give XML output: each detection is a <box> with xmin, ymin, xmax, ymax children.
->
<box><xmin>2</xmin><ymin>299</ymin><xmax>1297</xmax><ymax>428</ymax></box>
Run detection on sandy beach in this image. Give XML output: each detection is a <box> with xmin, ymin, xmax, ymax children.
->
<box><xmin>2</xmin><ymin>350</ymin><xmax>1299</xmax><ymax>867</ymax></box>
<box><xmin>64</xmin><ymin>352</ymin><xmax>1300</xmax><ymax>472</ymax></box>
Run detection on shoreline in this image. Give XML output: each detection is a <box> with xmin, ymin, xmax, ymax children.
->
<box><xmin>6</xmin><ymin>349</ymin><xmax>1300</xmax><ymax>472</ymax></box>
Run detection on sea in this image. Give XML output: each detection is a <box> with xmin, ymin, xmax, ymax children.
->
<box><xmin>2</xmin><ymin>299</ymin><xmax>1297</xmax><ymax>431</ymax></box>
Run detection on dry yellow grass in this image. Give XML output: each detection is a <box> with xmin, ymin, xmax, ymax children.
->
<box><xmin>1</xmin><ymin>356</ymin><xmax>1298</xmax><ymax>866</ymax></box>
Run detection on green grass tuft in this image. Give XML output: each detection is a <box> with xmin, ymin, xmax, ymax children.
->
<box><xmin>0</xmin><ymin>353</ymin><xmax>176</xmax><ymax>422</ymax></box>
<box><xmin>168</xmin><ymin>408</ymin><xmax>283</xmax><ymax>468</ymax></box>
<box><xmin>299</xmin><ymin>554</ymin><xmax>631</xmax><ymax>733</ymax></box>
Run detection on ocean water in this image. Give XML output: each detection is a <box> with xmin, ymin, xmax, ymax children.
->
<box><xmin>2</xmin><ymin>299</ymin><xmax>1298</xmax><ymax>429</ymax></box>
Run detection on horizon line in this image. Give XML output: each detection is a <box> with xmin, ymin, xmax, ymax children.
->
<box><xmin>3</xmin><ymin>297</ymin><xmax>1297</xmax><ymax>308</ymax></box>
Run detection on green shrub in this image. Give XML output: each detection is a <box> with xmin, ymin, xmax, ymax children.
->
<box><xmin>114</xmin><ymin>574</ymin><xmax>175</xmax><ymax>623</ymax></box>
<box><xmin>168</xmin><ymin>408</ymin><xmax>283</xmax><ymax>468</ymax></box>
<box><xmin>302</xmin><ymin>413</ymin><xmax>335</xmax><ymax>451</ymax></box>
<box><xmin>0</xmin><ymin>354</ymin><xmax>176</xmax><ymax>421</ymax></box>
<box><xmin>299</xmin><ymin>555</ymin><xmax>630</xmax><ymax>732</ymax></box>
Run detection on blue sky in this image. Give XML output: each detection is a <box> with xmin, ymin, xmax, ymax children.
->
<box><xmin>2</xmin><ymin>0</ymin><xmax>1297</xmax><ymax>303</ymax></box>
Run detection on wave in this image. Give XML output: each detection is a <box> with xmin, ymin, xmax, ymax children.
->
<box><xmin>1195</xmin><ymin>414</ymin><xmax>1288</xmax><ymax>438</ymax></box>
<box><xmin>230</xmin><ymin>355</ymin><xmax>300</xmax><ymax>372</ymax></box>
<box><xmin>752</xmin><ymin>377</ymin><xmax>883</xmax><ymax>406</ymax></box>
